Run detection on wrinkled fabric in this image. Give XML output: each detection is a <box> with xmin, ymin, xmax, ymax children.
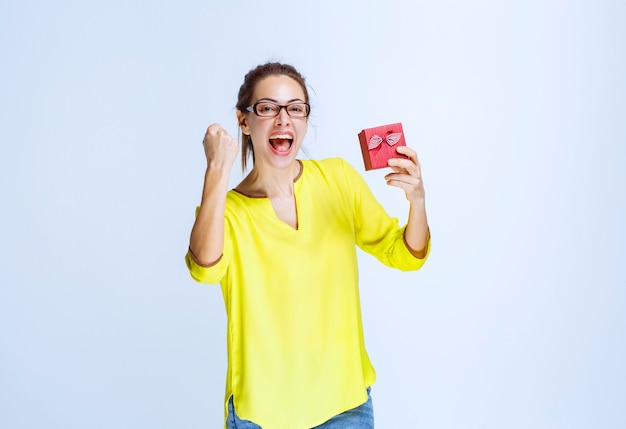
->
<box><xmin>186</xmin><ymin>158</ymin><xmax>429</xmax><ymax>429</ymax></box>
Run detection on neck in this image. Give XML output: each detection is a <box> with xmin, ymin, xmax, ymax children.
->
<box><xmin>240</xmin><ymin>160</ymin><xmax>301</xmax><ymax>198</ymax></box>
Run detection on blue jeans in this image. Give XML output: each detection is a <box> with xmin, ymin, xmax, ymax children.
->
<box><xmin>226</xmin><ymin>387</ymin><xmax>374</xmax><ymax>429</ymax></box>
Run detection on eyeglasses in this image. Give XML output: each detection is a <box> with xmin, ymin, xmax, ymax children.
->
<box><xmin>246</xmin><ymin>101</ymin><xmax>310</xmax><ymax>118</ymax></box>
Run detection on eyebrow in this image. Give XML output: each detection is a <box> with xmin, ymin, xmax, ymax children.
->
<box><xmin>256</xmin><ymin>97</ymin><xmax>305</xmax><ymax>103</ymax></box>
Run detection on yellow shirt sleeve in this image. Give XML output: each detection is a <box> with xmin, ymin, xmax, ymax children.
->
<box><xmin>338</xmin><ymin>157</ymin><xmax>431</xmax><ymax>269</ymax></box>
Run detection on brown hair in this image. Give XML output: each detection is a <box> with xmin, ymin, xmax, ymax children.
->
<box><xmin>236</xmin><ymin>62</ymin><xmax>310</xmax><ymax>171</ymax></box>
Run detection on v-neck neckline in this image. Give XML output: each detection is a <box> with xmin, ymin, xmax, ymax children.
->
<box><xmin>232</xmin><ymin>160</ymin><xmax>303</xmax><ymax>198</ymax></box>
<box><xmin>231</xmin><ymin>160</ymin><xmax>304</xmax><ymax>231</ymax></box>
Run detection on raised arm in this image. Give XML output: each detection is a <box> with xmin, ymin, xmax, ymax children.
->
<box><xmin>385</xmin><ymin>145</ymin><xmax>430</xmax><ymax>258</ymax></box>
<box><xmin>188</xmin><ymin>124</ymin><xmax>239</xmax><ymax>266</ymax></box>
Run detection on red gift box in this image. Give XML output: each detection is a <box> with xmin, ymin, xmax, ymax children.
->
<box><xmin>358</xmin><ymin>122</ymin><xmax>408</xmax><ymax>170</ymax></box>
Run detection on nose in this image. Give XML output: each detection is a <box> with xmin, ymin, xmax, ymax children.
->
<box><xmin>274</xmin><ymin>106</ymin><xmax>292</xmax><ymax>125</ymax></box>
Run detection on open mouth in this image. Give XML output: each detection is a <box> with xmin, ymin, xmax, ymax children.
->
<box><xmin>269</xmin><ymin>134</ymin><xmax>293</xmax><ymax>154</ymax></box>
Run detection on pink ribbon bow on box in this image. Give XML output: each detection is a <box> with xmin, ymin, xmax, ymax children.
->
<box><xmin>368</xmin><ymin>132</ymin><xmax>403</xmax><ymax>150</ymax></box>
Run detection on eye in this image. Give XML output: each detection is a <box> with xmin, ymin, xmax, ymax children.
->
<box><xmin>257</xmin><ymin>103</ymin><xmax>278</xmax><ymax>114</ymax></box>
<box><xmin>287</xmin><ymin>104</ymin><xmax>309</xmax><ymax>116</ymax></box>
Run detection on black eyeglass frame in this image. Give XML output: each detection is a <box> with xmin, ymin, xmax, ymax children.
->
<box><xmin>245</xmin><ymin>101</ymin><xmax>311</xmax><ymax>118</ymax></box>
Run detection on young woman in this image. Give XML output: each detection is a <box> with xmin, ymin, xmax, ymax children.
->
<box><xmin>185</xmin><ymin>62</ymin><xmax>430</xmax><ymax>429</ymax></box>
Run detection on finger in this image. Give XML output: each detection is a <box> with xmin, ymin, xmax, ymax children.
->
<box><xmin>387</xmin><ymin>165</ymin><xmax>405</xmax><ymax>174</ymax></box>
<box><xmin>385</xmin><ymin>172</ymin><xmax>420</xmax><ymax>186</ymax></box>
<box><xmin>207</xmin><ymin>123</ymin><xmax>222</xmax><ymax>134</ymax></box>
<box><xmin>205</xmin><ymin>123</ymin><xmax>224</xmax><ymax>141</ymax></box>
<box><xmin>395</xmin><ymin>145</ymin><xmax>420</xmax><ymax>166</ymax></box>
<box><xmin>386</xmin><ymin>177</ymin><xmax>415</xmax><ymax>196</ymax></box>
<box><xmin>388</xmin><ymin>157</ymin><xmax>421</xmax><ymax>176</ymax></box>
<box><xmin>386</xmin><ymin>170</ymin><xmax>425</xmax><ymax>188</ymax></box>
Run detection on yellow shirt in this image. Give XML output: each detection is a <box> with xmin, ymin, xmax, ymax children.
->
<box><xmin>185</xmin><ymin>158</ymin><xmax>430</xmax><ymax>429</ymax></box>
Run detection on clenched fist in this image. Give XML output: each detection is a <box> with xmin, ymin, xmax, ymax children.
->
<box><xmin>202</xmin><ymin>123</ymin><xmax>239</xmax><ymax>171</ymax></box>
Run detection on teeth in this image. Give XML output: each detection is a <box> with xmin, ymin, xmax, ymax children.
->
<box><xmin>269</xmin><ymin>134</ymin><xmax>293</xmax><ymax>140</ymax></box>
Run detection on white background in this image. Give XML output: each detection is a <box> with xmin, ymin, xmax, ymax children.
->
<box><xmin>1</xmin><ymin>0</ymin><xmax>624</xmax><ymax>428</ymax></box>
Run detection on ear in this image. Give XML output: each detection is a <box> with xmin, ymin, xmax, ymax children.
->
<box><xmin>237</xmin><ymin>110</ymin><xmax>251</xmax><ymax>136</ymax></box>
